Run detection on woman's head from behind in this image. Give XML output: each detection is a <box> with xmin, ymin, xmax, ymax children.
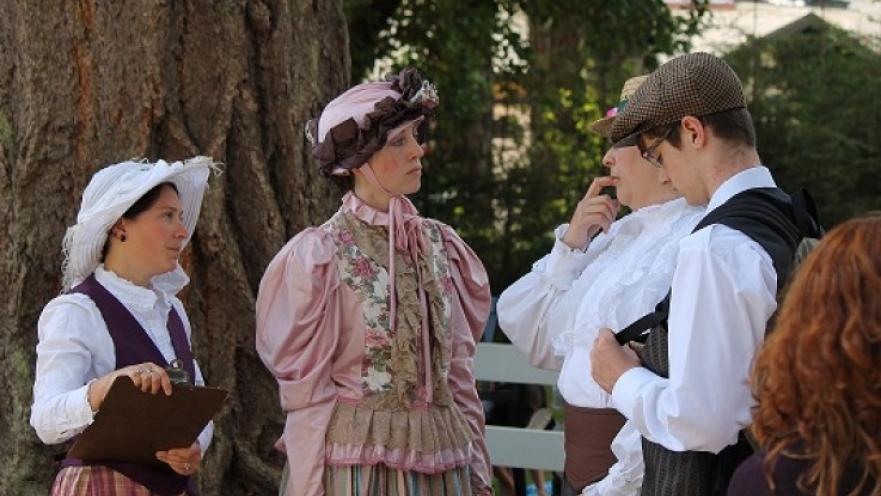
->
<box><xmin>752</xmin><ymin>213</ymin><xmax>881</xmax><ymax>495</ymax></box>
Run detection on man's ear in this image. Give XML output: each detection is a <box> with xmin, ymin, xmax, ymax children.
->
<box><xmin>680</xmin><ymin>116</ymin><xmax>706</xmax><ymax>149</ymax></box>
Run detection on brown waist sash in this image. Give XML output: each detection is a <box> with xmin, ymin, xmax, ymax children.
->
<box><xmin>563</xmin><ymin>403</ymin><xmax>626</xmax><ymax>491</ymax></box>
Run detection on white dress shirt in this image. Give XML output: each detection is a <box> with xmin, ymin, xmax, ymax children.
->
<box><xmin>31</xmin><ymin>265</ymin><xmax>213</xmax><ymax>453</ymax></box>
<box><xmin>611</xmin><ymin>166</ymin><xmax>778</xmax><ymax>454</ymax></box>
<box><xmin>497</xmin><ymin>197</ymin><xmax>703</xmax><ymax>496</ymax></box>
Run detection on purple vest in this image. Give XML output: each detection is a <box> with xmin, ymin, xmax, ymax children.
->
<box><xmin>64</xmin><ymin>274</ymin><xmax>198</xmax><ymax>496</ymax></box>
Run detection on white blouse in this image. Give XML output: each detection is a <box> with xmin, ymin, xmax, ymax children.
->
<box><xmin>497</xmin><ymin>197</ymin><xmax>703</xmax><ymax>496</ymax></box>
<box><xmin>30</xmin><ymin>265</ymin><xmax>213</xmax><ymax>453</ymax></box>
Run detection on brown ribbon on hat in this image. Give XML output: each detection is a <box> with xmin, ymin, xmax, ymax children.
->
<box><xmin>309</xmin><ymin>68</ymin><xmax>438</xmax><ymax>177</ymax></box>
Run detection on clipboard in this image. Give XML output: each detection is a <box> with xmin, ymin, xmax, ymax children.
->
<box><xmin>68</xmin><ymin>376</ymin><xmax>228</xmax><ymax>467</ymax></box>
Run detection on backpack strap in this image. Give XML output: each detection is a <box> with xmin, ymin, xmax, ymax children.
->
<box><xmin>615</xmin><ymin>187</ymin><xmax>822</xmax><ymax>345</ymax></box>
<box><xmin>790</xmin><ymin>189</ymin><xmax>823</xmax><ymax>238</ymax></box>
<box><xmin>615</xmin><ymin>291</ymin><xmax>670</xmax><ymax>345</ymax></box>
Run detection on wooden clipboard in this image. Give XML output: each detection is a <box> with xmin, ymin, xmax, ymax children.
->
<box><xmin>68</xmin><ymin>376</ymin><xmax>228</xmax><ymax>467</ymax></box>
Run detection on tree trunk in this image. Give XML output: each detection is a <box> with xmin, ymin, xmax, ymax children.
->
<box><xmin>0</xmin><ymin>1</ymin><xmax>349</xmax><ymax>494</ymax></box>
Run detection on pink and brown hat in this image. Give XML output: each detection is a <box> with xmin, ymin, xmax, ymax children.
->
<box><xmin>306</xmin><ymin>67</ymin><xmax>439</xmax><ymax>177</ymax></box>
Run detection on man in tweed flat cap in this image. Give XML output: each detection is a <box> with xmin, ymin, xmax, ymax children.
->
<box><xmin>588</xmin><ymin>53</ymin><xmax>821</xmax><ymax>496</ymax></box>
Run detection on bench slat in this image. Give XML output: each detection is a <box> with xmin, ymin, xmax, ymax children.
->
<box><xmin>474</xmin><ymin>342</ymin><xmax>559</xmax><ymax>386</ymax></box>
<box><xmin>485</xmin><ymin>425</ymin><xmax>565</xmax><ymax>472</ymax></box>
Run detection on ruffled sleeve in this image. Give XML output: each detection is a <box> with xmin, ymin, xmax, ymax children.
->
<box><xmin>256</xmin><ymin>227</ymin><xmax>341</xmax><ymax>496</ymax></box>
<box><xmin>496</xmin><ymin>224</ymin><xmax>600</xmax><ymax>369</ymax></box>
<box><xmin>441</xmin><ymin>225</ymin><xmax>493</xmax><ymax>495</ymax></box>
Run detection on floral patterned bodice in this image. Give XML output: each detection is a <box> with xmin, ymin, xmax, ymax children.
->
<box><xmin>323</xmin><ymin>211</ymin><xmax>457</xmax><ymax>410</ymax></box>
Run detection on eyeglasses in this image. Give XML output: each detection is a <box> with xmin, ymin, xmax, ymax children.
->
<box><xmin>639</xmin><ymin>127</ymin><xmax>674</xmax><ymax>168</ymax></box>
<box><xmin>609</xmin><ymin>133</ymin><xmax>639</xmax><ymax>149</ymax></box>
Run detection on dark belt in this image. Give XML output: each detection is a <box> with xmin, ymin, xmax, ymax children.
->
<box><xmin>563</xmin><ymin>403</ymin><xmax>626</xmax><ymax>491</ymax></box>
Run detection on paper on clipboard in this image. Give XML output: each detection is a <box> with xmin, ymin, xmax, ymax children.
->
<box><xmin>68</xmin><ymin>376</ymin><xmax>228</xmax><ymax>467</ymax></box>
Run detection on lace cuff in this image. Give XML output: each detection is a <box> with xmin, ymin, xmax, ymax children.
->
<box><xmin>540</xmin><ymin>224</ymin><xmax>592</xmax><ymax>289</ymax></box>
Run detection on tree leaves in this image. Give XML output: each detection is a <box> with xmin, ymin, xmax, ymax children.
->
<box><xmin>727</xmin><ymin>22</ymin><xmax>881</xmax><ymax>227</ymax></box>
<box><xmin>346</xmin><ymin>0</ymin><xmax>708</xmax><ymax>289</ymax></box>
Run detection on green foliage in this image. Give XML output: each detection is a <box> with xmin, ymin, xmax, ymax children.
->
<box><xmin>347</xmin><ymin>0</ymin><xmax>518</xmax><ymax>286</ymax></box>
<box><xmin>490</xmin><ymin>1</ymin><xmax>706</xmax><ymax>290</ymax></box>
<box><xmin>345</xmin><ymin>0</ymin><xmax>708</xmax><ymax>291</ymax></box>
<box><xmin>726</xmin><ymin>21</ymin><xmax>881</xmax><ymax>226</ymax></box>
<box><xmin>345</xmin><ymin>0</ymin><xmax>403</xmax><ymax>80</ymax></box>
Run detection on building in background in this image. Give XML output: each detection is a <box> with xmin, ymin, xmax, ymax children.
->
<box><xmin>669</xmin><ymin>0</ymin><xmax>880</xmax><ymax>54</ymax></box>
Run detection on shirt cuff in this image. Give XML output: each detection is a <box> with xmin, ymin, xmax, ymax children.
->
<box><xmin>75</xmin><ymin>382</ymin><xmax>97</xmax><ymax>426</ymax></box>
<box><xmin>541</xmin><ymin>224</ymin><xmax>592</xmax><ymax>288</ymax></box>
<box><xmin>611</xmin><ymin>366</ymin><xmax>659</xmax><ymax>419</ymax></box>
<box><xmin>198</xmin><ymin>421</ymin><xmax>214</xmax><ymax>455</ymax></box>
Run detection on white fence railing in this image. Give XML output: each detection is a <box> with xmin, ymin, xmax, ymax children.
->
<box><xmin>474</xmin><ymin>342</ymin><xmax>564</xmax><ymax>472</ymax></box>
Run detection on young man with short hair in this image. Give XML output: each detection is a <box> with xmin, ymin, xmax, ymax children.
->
<box><xmin>589</xmin><ymin>52</ymin><xmax>821</xmax><ymax>496</ymax></box>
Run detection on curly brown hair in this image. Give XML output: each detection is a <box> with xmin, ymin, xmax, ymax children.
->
<box><xmin>751</xmin><ymin>212</ymin><xmax>881</xmax><ymax>495</ymax></box>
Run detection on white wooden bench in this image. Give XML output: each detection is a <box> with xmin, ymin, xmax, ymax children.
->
<box><xmin>474</xmin><ymin>342</ymin><xmax>564</xmax><ymax>471</ymax></box>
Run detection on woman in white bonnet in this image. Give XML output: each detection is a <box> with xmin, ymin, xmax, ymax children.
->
<box><xmin>31</xmin><ymin>157</ymin><xmax>216</xmax><ymax>496</ymax></box>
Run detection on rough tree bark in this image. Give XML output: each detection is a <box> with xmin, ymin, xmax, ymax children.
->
<box><xmin>0</xmin><ymin>1</ymin><xmax>349</xmax><ymax>494</ymax></box>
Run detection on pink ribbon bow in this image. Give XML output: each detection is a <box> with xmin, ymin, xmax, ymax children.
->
<box><xmin>362</xmin><ymin>166</ymin><xmax>434</xmax><ymax>405</ymax></box>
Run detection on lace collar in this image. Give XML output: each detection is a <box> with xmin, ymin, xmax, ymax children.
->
<box><xmin>340</xmin><ymin>191</ymin><xmax>421</xmax><ymax>227</ymax></box>
<box><xmin>94</xmin><ymin>264</ymin><xmax>169</xmax><ymax>312</ymax></box>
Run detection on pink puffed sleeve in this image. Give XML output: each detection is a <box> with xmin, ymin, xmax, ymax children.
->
<box><xmin>256</xmin><ymin>227</ymin><xmax>341</xmax><ymax>496</ymax></box>
<box><xmin>441</xmin><ymin>225</ymin><xmax>493</xmax><ymax>495</ymax></box>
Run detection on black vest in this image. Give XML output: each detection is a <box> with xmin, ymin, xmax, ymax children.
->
<box><xmin>616</xmin><ymin>188</ymin><xmax>821</xmax><ymax>496</ymax></box>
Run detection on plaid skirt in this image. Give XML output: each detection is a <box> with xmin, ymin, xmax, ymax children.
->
<box><xmin>279</xmin><ymin>463</ymin><xmax>473</xmax><ymax>496</ymax></box>
<box><xmin>51</xmin><ymin>466</ymin><xmax>186</xmax><ymax>496</ymax></box>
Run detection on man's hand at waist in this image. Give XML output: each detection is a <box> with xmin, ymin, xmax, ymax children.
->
<box><xmin>591</xmin><ymin>328</ymin><xmax>640</xmax><ymax>394</ymax></box>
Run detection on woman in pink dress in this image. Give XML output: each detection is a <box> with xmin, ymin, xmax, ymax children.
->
<box><xmin>256</xmin><ymin>68</ymin><xmax>492</xmax><ymax>496</ymax></box>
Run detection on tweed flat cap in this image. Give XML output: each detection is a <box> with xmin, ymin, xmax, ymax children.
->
<box><xmin>609</xmin><ymin>53</ymin><xmax>747</xmax><ymax>143</ymax></box>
